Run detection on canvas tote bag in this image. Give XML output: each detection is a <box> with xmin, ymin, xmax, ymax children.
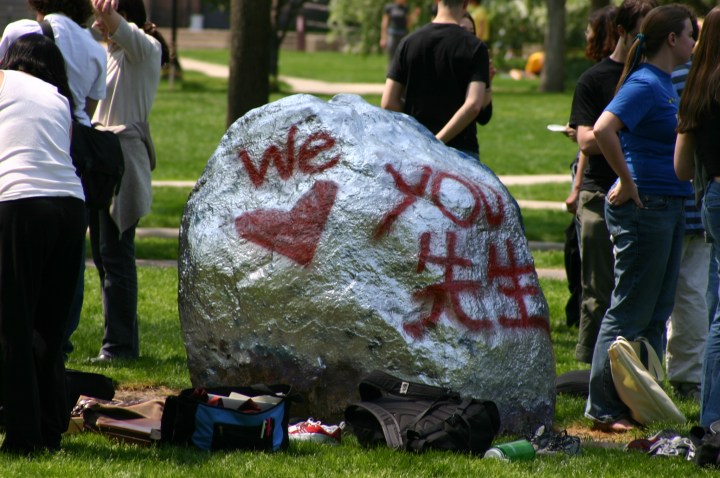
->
<box><xmin>608</xmin><ymin>336</ymin><xmax>686</xmax><ymax>425</ymax></box>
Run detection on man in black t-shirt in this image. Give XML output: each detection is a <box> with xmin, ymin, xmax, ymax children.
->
<box><xmin>380</xmin><ymin>0</ymin><xmax>410</xmax><ymax>60</ymax></box>
<box><xmin>381</xmin><ymin>0</ymin><xmax>489</xmax><ymax>158</ymax></box>
<box><xmin>568</xmin><ymin>0</ymin><xmax>655</xmax><ymax>364</ymax></box>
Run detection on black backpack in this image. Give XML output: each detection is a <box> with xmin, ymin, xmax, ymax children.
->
<box><xmin>344</xmin><ymin>370</ymin><xmax>500</xmax><ymax>454</ymax></box>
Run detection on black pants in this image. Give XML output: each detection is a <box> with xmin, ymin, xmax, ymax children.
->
<box><xmin>0</xmin><ymin>196</ymin><xmax>85</xmax><ymax>453</ymax></box>
<box><xmin>88</xmin><ymin>208</ymin><xmax>139</xmax><ymax>358</ymax></box>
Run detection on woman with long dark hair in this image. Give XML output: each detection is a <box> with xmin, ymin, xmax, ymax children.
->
<box><xmin>85</xmin><ymin>0</ymin><xmax>169</xmax><ymax>361</ymax></box>
<box><xmin>587</xmin><ymin>4</ymin><xmax>696</xmax><ymax>432</ymax></box>
<box><xmin>674</xmin><ymin>6</ymin><xmax>720</xmax><ymax>428</ymax></box>
<box><xmin>0</xmin><ymin>33</ymin><xmax>86</xmax><ymax>454</ymax></box>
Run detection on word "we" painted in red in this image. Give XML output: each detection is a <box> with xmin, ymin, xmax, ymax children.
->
<box><xmin>238</xmin><ymin>124</ymin><xmax>340</xmax><ymax>187</ymax></box>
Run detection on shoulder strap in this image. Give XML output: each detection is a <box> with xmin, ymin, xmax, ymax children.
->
<box><xmin>39</xmin><ymin>20</ymin><xmax>55</xmax><ymax>42</ymax></box>
<box><xmin>348</xmin><ymin>402</ymin><xmax>404</xmax><ymax>450</ymax></box>
<box><xmin>359</xmin><ymin>370</ymin><xmax>455</xmax><ymax>402</ymax></box>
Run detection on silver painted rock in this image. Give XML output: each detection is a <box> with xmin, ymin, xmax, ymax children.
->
<box><xmin>178</xmin><ymin>94</ymin><xmax>555</xmax><ymax>433</ymax></box>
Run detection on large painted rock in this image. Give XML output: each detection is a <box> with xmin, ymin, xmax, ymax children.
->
<box><xmin>178</xmin><ymin>94</ymin><xmax>555</xmax><ymax>433</ymax></box>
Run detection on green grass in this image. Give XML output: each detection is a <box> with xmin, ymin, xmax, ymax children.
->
<box><xmin>182</xmin><ymin>49</ymin><xmax>390</xmax><ymax>84</ymax></box>
<box><xmin>34</xmin><ymin>270</ymin><xmax>701</xmax><ymax>477</ymax></box>
<box><xmin>507</xmin><ymin>183</ymin><xmax>571</xmax><ymax>202</ymax></box>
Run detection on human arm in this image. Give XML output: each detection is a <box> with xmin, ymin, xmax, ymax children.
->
<box><xmin>381</xmin><ymin>78</ymin><xmax>405</xmax><ymax>112</ymax></box>
<box><xmin>565</xmin><ymin>152</ymin><xmax>587</xmax><ymax>214</ymax></box>
<box><xmin>577</xmin><ymin>125</ymin><xmax>603</xmax><ymax>156</ymax></box>
<box><xmin>435</xmin><ymin>80</ymin><xmax>485</xmax><ymax>144</ymax></box>
<box><xmin>380</xmin><ymin>13</ymin><xmax>389</xmax><ymax>49</ymax></box>
<box><xmin>593</xmin><ymin>110</ymin><xmax>643</xmax><ymax>208</ymax></box>
<box><xmin>674</xmin><ymin>132</ymin><xmax>696</xmax><ymax>181</ymax></box>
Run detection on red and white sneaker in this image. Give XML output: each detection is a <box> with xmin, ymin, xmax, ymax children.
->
<box><xmin>288</xmin><ymin>418</ymin><xmax>343</xmax><ymax>444</ymax></box>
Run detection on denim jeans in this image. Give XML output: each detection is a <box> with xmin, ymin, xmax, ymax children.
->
<box><xmin>701</xmin><ymin>181</ymin><xmax>720</xmax><ymax>426</ymax></box>
<box><xmin>585</xmin><ymin>194</ymin><xmax>684</xmax><ymax>423</ymax></box>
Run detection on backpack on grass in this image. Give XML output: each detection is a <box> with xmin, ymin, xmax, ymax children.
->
<box><xmin>344</xmin><ymin>370</ymin><xmax>500</xmax><ymax>454</ymax></box>
<box><xmin>161</xmin><ymin>385</ymin><xmax>295</xmax><ymax>451</ymax></box>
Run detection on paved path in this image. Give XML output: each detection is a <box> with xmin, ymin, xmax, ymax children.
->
<box><xmin>181</xmin><ymin>57</ymin><xmax>386</xmax><ymax>95</ymax></box>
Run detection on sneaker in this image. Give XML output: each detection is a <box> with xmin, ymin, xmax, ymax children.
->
<box><xmin>528</xmin><ymin>425</ymin><xmax>581</xmax><ymax>455</ymax></box>
<box><xmin>288</xmin><ymin>418</ymin><xmax>343</xmax><ymax>444</ymax></box>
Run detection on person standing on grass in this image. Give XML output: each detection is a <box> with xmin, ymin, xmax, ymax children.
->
<box><xmin>0</xmin><ymin>34</ymin><xmax>86</xmax><ymax>454</ymax></box>
<box><xmin>0</xmin><ymin>0</ymin><xmax>107</xmax><ymax>360</ymax></box>
<box><xmin>666</xmin><ymin>14</ymin><xmax>709</xmax><ymax>403</ymax></box>
<box><xmin>568</xmin><ymin>0</ymin><xmax>656</xmax><ymax>365</ymax></box>
<box><xmin>587</xmin><ymin>3</ymin><xmax>696</xmax><ymax>433</ymax></box>
<box><xmin>674</xmin><ymin>6</ymin><xmax>720</xmax><ymax>427</ymax></box>
<box><xmin>87</xmin><ymin>0</ymin><xmax>168</xmax><ymax>362</ymax></box>
<box><xmin>381</xmin><ymin>0</ymin><xmax>489</xmax><ymax>160</ymax></box>
<box><xmin>380</xmin><ymin>0</ymin><xmax>412</xmax><ymax>61</ymax></box>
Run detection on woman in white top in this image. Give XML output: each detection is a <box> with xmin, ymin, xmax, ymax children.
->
<box><xmin>0</xmin><ymin>0</ymin><xmax>108</xmax><ymax>360</ymax></box>
<box><xmin>0</xmin><ymin>33</ymin><xmax>86</xmax><ymax>454</ymax></box>
<box><xmin>88</xmin><ymin>0</ymin><xmax>169</xmax><ymax>361</ymax></box>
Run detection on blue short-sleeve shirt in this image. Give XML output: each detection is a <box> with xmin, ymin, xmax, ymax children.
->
<box><xmin>605</xmin><ymin>63</ymin><xmax>692</xmax><ymax>196</ymax></box>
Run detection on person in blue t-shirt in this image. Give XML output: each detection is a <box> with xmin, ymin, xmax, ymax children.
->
<box><xmin>585</xmin><ymin>4</ymin><xmax>697</xmax><ymax>433</ymax></box>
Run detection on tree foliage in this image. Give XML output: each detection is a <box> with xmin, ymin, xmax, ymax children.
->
<box><xmin>327</xmin><ymin>0</ymin><xmax>720</xmax><ymax>58</ymax></box>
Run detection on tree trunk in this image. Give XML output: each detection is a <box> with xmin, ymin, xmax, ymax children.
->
<box><xmin>227</xmin><ymin>0</ymin><xmax>272</xmax><ymax>127</ymax></box>
<box><xmin>540</xmin><ymin>0</ymin><xmax>565</xmax><ymax>93</ymax></box>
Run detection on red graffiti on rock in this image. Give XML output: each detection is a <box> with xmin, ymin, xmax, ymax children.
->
<box><xmin>235</xmin><ymin>180</ymin><xmax>339</xmax><ymax>266</ymax></box>
<box><xmin>234</xmin><ymin>124</ymin><xmax>342</xmax><ymax>266</ymax></box>
<box><xmin>487</xmin><ymin>239</ymin><xmax>549</xmax><ymax>333</ymax></box>
<box><xmin>237</xmin><ymin>124</ymin><xmax>340</xmax><ymax>187</ymax></box>
<box><xmin>374</xmin><ymin>164</ymin><xmax>504</xmax><ymax>239</ymax></box>
<box><xmin>404</xmin><ymin>231</ymin><xmax>488</xmax><ymax>338</ymax></box>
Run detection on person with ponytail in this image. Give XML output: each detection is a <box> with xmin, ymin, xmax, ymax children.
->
<box><xmin>0</xmin><ymin>34</ymin><xmax>86</xmax><ymax>453</ymax></box>
<box><xmin>83</xmin><ymin>0</ymin><xmax>169</xmax><ymax>362</ymax></box>
<box><xmin>586</xmin><ymin>4</ymin><xmax>696</xmax><ymax>433</ymax></box>
<box><xmin>674</xmin><ymin>6</ymin><xmax>720</xmax><ymax>428</ymax></box>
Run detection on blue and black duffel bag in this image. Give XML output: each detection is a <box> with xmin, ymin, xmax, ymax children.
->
<box><xmin>161</xmin><ymin>384</ymin><xmax>294</xmax><ymax>451</ymax></box>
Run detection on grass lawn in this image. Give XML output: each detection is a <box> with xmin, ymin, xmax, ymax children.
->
<box><xmin>4</xmin><ymin>50</ymin><xmax>705</xmax><ymax>476</ymax></box>
<box><xmin>31</xmin><ymin>268</ymin><xmax>701</xmax><ymax>478</ymax></box>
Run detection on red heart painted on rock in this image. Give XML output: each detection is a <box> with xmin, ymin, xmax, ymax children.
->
<box><xmin>235</xmin><ymin>180</ymin><xmax>339</xmax><ymax>266</ymax></box>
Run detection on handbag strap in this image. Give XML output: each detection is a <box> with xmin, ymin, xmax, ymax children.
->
<box><xmin>39</xmin><ymin>20</ymin><xmax>55</xmax><ymax>42</ymax></box>
<box><xmin>620</xmin><ymin>336</ymin><xmax>664</xmax><ymax>382</ymax></box>
<box><xmin>634</xmin><ymin>337</ymin><xmax>665</xmax><ymax>382</ymax></box>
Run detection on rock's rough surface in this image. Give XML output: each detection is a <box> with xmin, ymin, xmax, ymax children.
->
<box><xmin>178</xmin><ymin>94</ymin><xmax>555</xmax><ymax>433</ymax></box>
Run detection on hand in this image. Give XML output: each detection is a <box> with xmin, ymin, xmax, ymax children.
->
<box><xmin>565</xmin><ymin>189</ymin><xmax>579</xmax><ymax>214</ymax></box>
<box><xmin>607</xmin><ymin>179</ymin><xmax>643</xmax><ymax>208</ymax></box>
<box><xmin>93</xmin><ymin>0</ymin><xmax>117</xmax><ymax>14</ymax></box>
<box><xmin>489</xmin><ymin>59</ymin><xmax>496</xmax><ymax>81</ymax></box>
<box><xmin>565</xmin><ymin>125</ymin><xmax>577</xmax><ymax>143</ymax></box>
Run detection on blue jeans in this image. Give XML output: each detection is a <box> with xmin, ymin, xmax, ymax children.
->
<box><xmin>585</xmin><ymin>194</ymin><xmax>684</xmax><ymax>423</ymax></box>
<box><xmin>701</xmin><ymin>181</ymin><xmax>720</xmax><ymax>426</ymax></box>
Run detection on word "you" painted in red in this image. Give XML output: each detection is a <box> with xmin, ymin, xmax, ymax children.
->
<box><xmin>374</xmin><ymin>164</ymin><xmax>504</xmax><ymax>239</ymax></box>
<box><xmin>237</xmin><ymin>124</ymin><xmax>340</xmax><ymax>187</ymax></box>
